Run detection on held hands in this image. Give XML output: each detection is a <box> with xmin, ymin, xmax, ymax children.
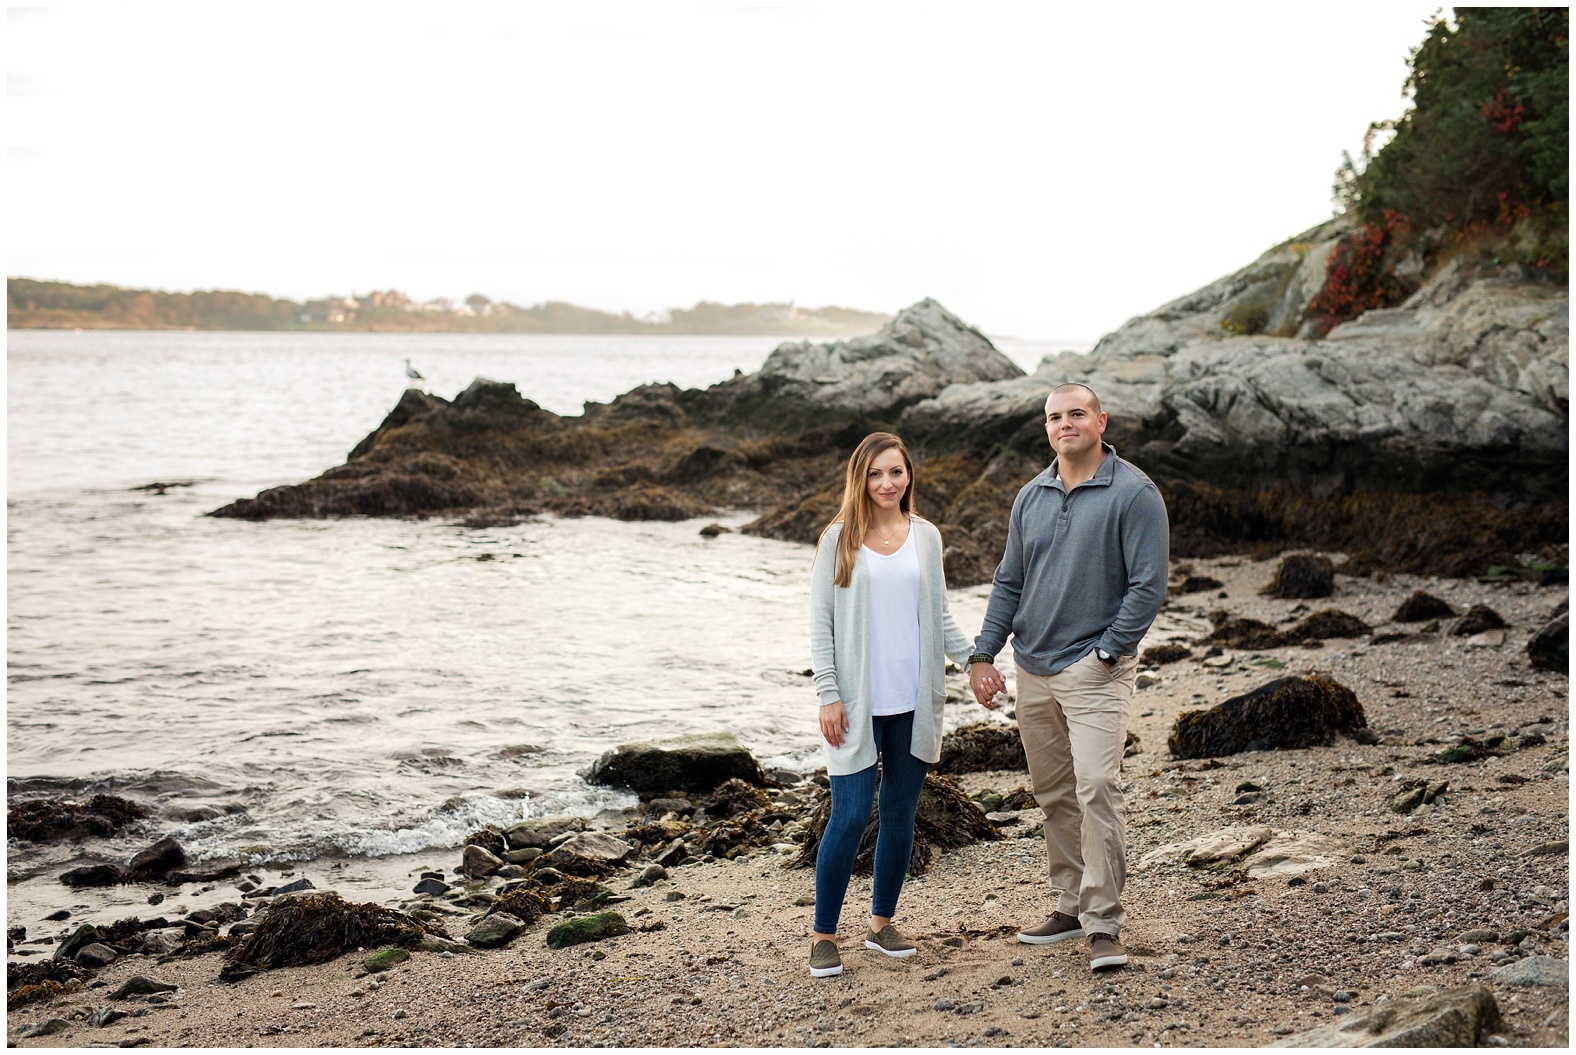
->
<box><xmin>969</xmin><ymin>662</ymin><xmax>1007</xmax><ymax>709</ymax></box>
<box><xmin>819</xmin><ymin>701</ymin><xmax>851</xmax><ymax>748</ymax></box>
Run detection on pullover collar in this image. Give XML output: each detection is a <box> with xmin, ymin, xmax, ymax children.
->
<box><xmin>1036</xmin><ymin>442</ymin><xmax>1120</xmax><ymax>494</ymax></box>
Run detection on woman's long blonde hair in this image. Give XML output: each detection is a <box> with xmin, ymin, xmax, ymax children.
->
<box><xmin>821</xmin><ymin>431</ymin><xmax>915</xmax><ymax>588</ymax></box>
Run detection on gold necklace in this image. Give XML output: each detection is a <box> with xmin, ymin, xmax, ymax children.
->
<box><xmin>874</xmin><ymin>516</ymin><xmax>908</xmax><ymax>546</ymax></box>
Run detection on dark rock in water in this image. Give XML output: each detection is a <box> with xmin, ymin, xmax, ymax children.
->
<box><xmin>9</xmin><ymin>795</ymin><xmax>148</xmax><ymax>843</ymax></box>
<box><xmin>1168</xmin><ymin>674</ymin><xmax>1366</xmax><ymax>759</ymax></box>
<box><xmin>129</xmin><ymin>836</ymin><xmax>186</xmax><ymax>875</ymax></box>
<box><xmin>1179</xmin><ymin>575</ymin><xmax>1224</xmax><ymax>594</ymax></box>
<box><xmin>1206</xmin><ymin>617</ymin><xmax>1284</xmax><ymax>651</ymax></box>
<box><xmin>463</xmin><ymin>826</ymin><xmax>507</xmax><ymax>857</ymax></box>
<box><xmin>1262</xmin><ymin>555</ymin><xmax>1335</xmax><ymax>599</ymax></box>
<box><xmin>8</xmin><ymin>958</ymin><xmax>90</xmax><ymax>1010</ymax></box>
<box><xmin>1527</xmin><ymin>613</ymin><xmax>1568</xmax><ymax>673</ymax></box>
<box><xmin>698</xmin><ymin>522</ymin><xmax>731</xmax><ymax>538</ymax></box>
<box><xmin>1142</xmin><ymin>644</ymin><xmax>1193</xmax><ymax>665</ymax></box>
<box><xmin>413</xmin><ymin>877</ymin><xmax>450</xmax><ymax>896</ymax></box>
<box><xmin>60</xmin><ymin>864</ymin><xmax>126</xmax><ymax>888</ymax></box>
<box><xmin>1392</xmin><ymin>590</ymin><xmax>1456</xmax><ymax>622</ymax></box>
<box><xmin>545</xmin><ymin>912</ymin><xmax>630</xmax><ymax>950</ymax></box>
<box><xmin>55</xmin><ymin>923</ymin><xmax>104</xmax><ymax>961</ymax></box>
<box><xmin>219</xmin><ymin>892</ymin><xmax>435</xmax><ymax>981</ymax></box>
<box><xmin>465</xmin><ymin>913</ymin><xmax>526</xmax><ymax>950</ymax></box>
<box><xmin>1269</xmin><ymin>983</ymin><xmax>1502</xmax><ymax>1047</ymax></box>
<box><xmin>792</xmin><ymin>773</ymin><xmax>1000</xmax><ymax>877</ymax></box>
<box><xmin>585</xmin><ymin>731</ymin><xmax>766</xmax><ymax>794</ymax></box>
<box><xmin>45</xmin><ymin>909</ymin><xmax>71</xmax><ymax>921</ymax></box>
<box><xmin>504</xmin><ymin>817</ymin><xmax>585</xmax><ymax>850</ymax></box>
<box><xmin>166</xmin><ymin>862</ymin><xmax>243</xmax><ymax>884</ymax></box>
<box><xmin>187</xmin><ymin>903</ymin><xmax>247</xmax><ymax>926</ymax></box>
<box><xmin>936</xmin><ymin>723</ymin><xmax>1027</xmax><ymax>774</ymax></box>
<box><xmin>1281</xmin><ymin>609</ymin><xmax>1369</xmax><ymax>643</ymax></box>
<box><xmin>1452</xmin><ymin>604</ymin><xmax>1507</xmax><ymax>636</ymax></box>
<box><xmin>73</xmin><ymin>942</ymin><xmax>120</xmax><ymax>968</ymax></box>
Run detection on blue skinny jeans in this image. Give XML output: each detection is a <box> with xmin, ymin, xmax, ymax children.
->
<box><xmin>813</xmin><ymin>710</ymin><xmax>932</xmax><ymax>935</ymax></box>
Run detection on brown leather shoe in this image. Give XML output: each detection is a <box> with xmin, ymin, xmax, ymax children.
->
<box><xmin>1016</xmin><ymin>911</ymin><xmax>1085</xmax><ymax>945</ymax></box>
<box><xmin>809</xmin><ymin>940</ymin><xmax>843</xmax><ymax>977</ymax></box>
<box><xmin>1089</xmin><ymin>932</ymin><xmax>1128</xmax><ymax>970</ymax></box>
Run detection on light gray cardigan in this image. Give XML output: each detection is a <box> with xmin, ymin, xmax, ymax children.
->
<box><xmin>810</xmin><ymin>518</ymin><xmax>973</xmax><ymax>776</ymax></box>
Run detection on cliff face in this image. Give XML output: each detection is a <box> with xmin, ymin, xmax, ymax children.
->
<box><xmin>212</xmin><ymin>224</ymin><xmax>1568</xmax><ymax>586</ymax></box>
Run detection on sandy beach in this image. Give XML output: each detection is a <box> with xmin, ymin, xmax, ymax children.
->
<box><xmin>8</xmin><ymin>552</ymin><xmax>1569</xmax><ymax>1048</ymax></box>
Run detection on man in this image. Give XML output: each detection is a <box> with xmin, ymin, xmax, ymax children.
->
<box><xmin>967</xmin><ymin>382</ymin><xmax>1168</xmax><ymax>971</ymax></box>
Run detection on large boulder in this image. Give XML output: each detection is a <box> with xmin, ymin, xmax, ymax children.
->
<box><xmin>1527</xmin><ymin>612</ymin><xmax>1568</xmax><ymax>673</ymax></box>
<box><xmin>1168</xmin><ymin>675</ymin><xmax>1366</xmax><ymax>759</ymax></box>
<box><xmin>584</xmin><ymin>732</ymin><xmax>765</xmax><ymax>795</ymax></box>
<box><xmin>695</xmin><ymin>298</ymin><xmax>1024</xmax><ymax>432</ymax></box>
<box><xmin>1271</xmin><ymin>984</ymin><xmax>1502</xmax><ymax>1047</ymax></box>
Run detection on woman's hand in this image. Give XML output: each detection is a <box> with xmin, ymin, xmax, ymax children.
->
<box><xmin>819</xmin><ymin>701</ymin><xmax>850</xmax><ymax>748</ymax></box>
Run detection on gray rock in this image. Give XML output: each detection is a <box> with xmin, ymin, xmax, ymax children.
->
<box><xmin>547</xmin><ymin>832</ymin><xmax>633</xmax><ymax>868</ymax></box>
<box><xmin>632</xmin><ymin>864</ymin><xmax>669</xmax><ymax>888</ymax></box>
<box><xmin>129</xmin><ymin>836</ymin><xmax>186</xmax><ymax>875</ymax></box>
<box><xmin>413</xmin><ymin>877</ymin><xmax>451</xmax><ymax>896</ymax></box>
<box><xmin>109</xmin><ymin>975</ymin><xmax>178</xmax><ymax>999</ymax></box>
<box><xmin>494</xmin><ymin>864</ymin><xmax>526</xmax><ymax>880</ymax></box>
<box><xmin>462</xmin><ymin>843</ymin><xmax>504</xmax><ymax>879</ymax></box>
<box><xmin>25</xmin><ymin>1018</ymin><xmax>72</xmax><ymax>1037</ymax></box>
<box><xmin>1527</xmin><ymin>613</ymin><xmax>1568</xmax><ymax>674</ymax></box>
<box><xmin>1270</xmin><ymin>984</ymin><xmax>1502</xmax><ymax>1047</ymax></box>
<box><xmin>503</xmin><ymin>847</ymin><xmax>543</xmax><ymax>865</ymax></box>
<box><xmin>1457</xmin><ymin>929</ymin><xmax>1499</xmax><ymax>944</ymax></box>
<box><xmin>584</xmin><ymin>731</ymin><xmax>765</xmax><ymax>794</ymax></box>
<box><xmin>74</xmin><ymin>942</ymin><xmax>120</xmax><ymax>968</ymax></box>
<box><xmin>654</xmin><ymin>839</ymin><xmax>689</xmax><ymax>867</ymax></box>
<box><xmin>1489</xmin><ymin>955</ymin><xmax>1568</xmax><ymax>987</ymax></box>
<box><xmin>465</xmin><ymin>913</ymin><xmax>526</xmax><ymax>949</ymax></box>
<box><xmin>90</xmin><ymin>1007</ymin><xmax>128</xmax><ymax>1028</ymax></box>
<box><xmin>503</xmin><ymin>817</ymin><xmax>585</xmax><ymax>850</ymax></box>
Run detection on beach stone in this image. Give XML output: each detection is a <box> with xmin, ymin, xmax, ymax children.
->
<box><xmin>1457</xmin><ymin>929</ymin><xmax>1499</xmax><ymax>944</ymax></box>
<box><xmin>654</xmin><ymin>838</ymin><xmax>689</xmax><ymax>867</ymax></box>
<box><xmin>417</xmin><ymin>935</ymin><xmax>478</xmax><ymax>955</ymax></box>
<box><xmin>465</xmin><ymin>913</ymin><xmax>526</xmax><ymax>949</ymax></box>
<box><xmin>364</xmin><ymin>947</ymin><xmax>410</xmax><ymax>972</ymax></box>
<box><xmin>413</xmin><ymin>877</ymin><xmax>450</xmax><ymax>896</ymax></box>
<box><xmin>547</xmin><ymin>832</ymin><xmax>633</xmax><ymax>868</ymax></box>
<box><xmin>632</xmin><ymin>864</ymin><xmax>669</xmax><ymax>888</ymax></box>
<box><xmin>1527</xmin><ymin>613</ymin><xmax>1568</xmax><ymax>673</ymax></box>
<box><xmin>1451</xmin><ymin>604</ymin><xmax>1506</xmax><ymax>636</ymax></box>
<box><xmin>60</xmin><ymin>863</ymin><xmax>125</xmax><ymax>888</ymax></box>
<box><xmin>1269</xmin><ymin>984</ymin><xmax>1502</xmax><ymax>1047</ymax></box>
<box><xmin>584</xmin><ymin>731</ymin><xmax>765</xmax><ymax>794</ymax></box>
<box><xmin>109</xmin><ymin>975</ymin><xmax>178</xmax><ymax>999</ymax></box>
<box><xmin>504</xmin><ymin>847</ymin><xmax>543</xmax><ymax>865</ymax></box>
<box><xmin>54</xmin><ymin>923</ymin><xmax>104</xmax><ymax>961</ymax></box>
<box><xmin>25</xmin><ymin>1018</ymin><xmax>72</xmax><ymax>1037</ymax></box>
<box><xmin>462</xmin><ymin>843</ymin><xmax>503</xmax><ymax>879</ymax></box>
<box><xmin>1140</xmin><ymin>825</ymin><xmax>1273</xmax><ymax>869</ymax></box>
<box><xmin>504</xmin><ymin>817</ymin><xmax>585</xmax><ymax>850</ymax></box>
<box><xmin>1489</xmin><ymin>955</ymin><xmax>1567</xmax><ymax>986</ymax></box>
<box><xmin>90</xmin><ymin>1006</ymin><xmax>128</xmax><ymax>1028</ymax></box>
<box><xmin>1241</xmin><ymin>831</ymin><xmax>1342</xmax><ymax>878</ymax></box>
<box><xmin>545</xmin><ymin>912</ymin><xmax>630</xmax><ymax>950</ymax></box>
<box><xmin>1467</xmin><ymin>629</ymin><xmax>1507</xmax><ymax>647</ymax></box>
<box><xmin>129</xmin><ymin>836</ymin><xmax>186</xmax><ymax>875</ymax></box>
<box><xmin>74</xmin><ymin>942</ymin><xmax>120</xmax><ymax>968</ymax></box>
<box><xmin>1168</xmin><ymin>674</ymin><xmax>1365</xmax><ymax>758</ymax></box>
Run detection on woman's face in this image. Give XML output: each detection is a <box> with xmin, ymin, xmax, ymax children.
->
<box><xmin>865</xmin><ymin>447</ymin><xmax>909</xmax><ymax>511</ymax></box>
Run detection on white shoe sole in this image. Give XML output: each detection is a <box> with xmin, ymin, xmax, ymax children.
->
<box><xmin>809</xmin><ymin>963</ymin><xmax>844</xmax><ymax>977</ymax></box>
<box><xmin>1090</xmin><ymin>953</ymin><xmax>1128</xmax><ymax>969</ymax></box>
<box><xmin>1017</xmin><ymin>928</ymin><xmax>1084</xmax><ymax>945</ymax></box>
<box><xmin>864</xmin><ymin>940</ymin><xmax>917</xmax><ymax>958</ymax></box>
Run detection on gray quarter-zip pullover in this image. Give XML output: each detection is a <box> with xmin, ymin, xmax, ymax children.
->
<box><xmin>974</xmin><ymin>443</ymin><xmax>1169</xmax><ymax>676</ymax></box>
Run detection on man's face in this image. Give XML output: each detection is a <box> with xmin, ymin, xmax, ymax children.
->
<box><xmin>1044</xmin><ymin>390</ymin><xmax>1107</xmax><ymax>458</ymax></box>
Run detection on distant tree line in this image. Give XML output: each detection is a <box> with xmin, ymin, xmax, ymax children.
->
<box><xmin>7</xmin><ymin>278</ymin><xmax>892</xmax><ymax>337</ymax></box>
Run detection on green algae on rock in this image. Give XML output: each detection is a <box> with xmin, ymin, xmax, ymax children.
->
<box><xmin>545</xmin><ymin>912</ymin><xmax>630</xmax><ymax>950</ymax></box>
<box><xmin>1168</xmin><ymin>674</ymin><xmax>1367</xmax><ymax>759</ymax></box>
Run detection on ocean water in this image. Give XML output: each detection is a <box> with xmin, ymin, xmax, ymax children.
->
<box><xmin>7</xmin><ymin>330</ymin><xmax>1080</xmax><ymax>876</ymax></box>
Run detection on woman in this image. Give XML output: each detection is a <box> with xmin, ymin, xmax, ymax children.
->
<box><xmin>806</xmin><ymin>431</ymin><xmax>972</xmax><ymax>977</ymax></box>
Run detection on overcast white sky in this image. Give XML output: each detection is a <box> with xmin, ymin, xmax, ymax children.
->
<box><xmin>9</xmin><ymin>1</ymin><xmax>1443</xmax><ymax>339</ymax></box>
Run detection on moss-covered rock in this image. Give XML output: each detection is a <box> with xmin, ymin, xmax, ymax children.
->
<box><xmin>363</xmin><ymin>947</ymin><xmax>410</xmax><ymax>972</ymax></box>
<box><xmin>1168</xmin><ymin>674</ymin><xmax>1367</xmax><ymax>759</ymax></box>
<box><xmin>545</xmin><ymin>912</ymin><xmax>630</xmax><ymax>950</ymax></box>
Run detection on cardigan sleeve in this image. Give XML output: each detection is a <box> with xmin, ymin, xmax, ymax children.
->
<box><xmin>809</xmin><ymin>525</ymin><xmax>843</xmax><ymax>706</ymax></box>
<box><xmin>932</xmin><ymin>523</ymin><xmax>974</xmax><ymax>662</ymax></box>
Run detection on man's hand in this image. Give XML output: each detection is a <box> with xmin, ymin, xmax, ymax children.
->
<box><xmin>819</xmin><ymin>701</ymin><xmax>850</xmax><ymax>748</ymax></box>
<box><xmin>969</xmin><ymin>662</ymin><xmax>1006</xmax><ymax>709</ymax></box>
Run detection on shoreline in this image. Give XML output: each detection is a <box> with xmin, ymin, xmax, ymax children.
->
<box><xmin>8</xmin><ymin>552</ymin><xmax>1569</xmax><ymax>1048</ymax></box>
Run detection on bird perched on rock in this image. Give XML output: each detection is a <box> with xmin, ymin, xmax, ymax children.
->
<box><xmin>404</xmin><ymin>358</ymin><xmax>425</xmax><ymax>382</ymax></box>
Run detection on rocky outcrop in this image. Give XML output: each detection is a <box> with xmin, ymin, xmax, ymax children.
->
<box><xmin>1270</xmin><ymin>984</ymin><xmax>1503</xmax><ymax>1048</ymax></box>
<box><xmin>584</xmin><ymin>732</ymin><xmax>767</xmax><ymax>795</ymax></box>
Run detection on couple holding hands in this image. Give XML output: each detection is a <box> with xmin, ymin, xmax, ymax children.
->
<box><xmin>806</xmin><ymin>382</ymin><xmax>1170</xmax><ymax>978</ymax></box>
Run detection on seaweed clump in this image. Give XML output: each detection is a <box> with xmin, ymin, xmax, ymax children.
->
<box><xmin>1168</xmin><ymin>674</ymin><xmax>1367</xmax><ymax>759</ymax></box>
<box><xmin>1262</xmin><ymin>555</ymin><xmax>1336</xmax><ymax>598</ymax></box>
<box><xmin>935</xmin><ymin>723</ymin><xmax>1027</xmax><ymax>774</ymax></box>
<box><xmin>8</xmin><ymin>795</ymin><xmax>148</xmax><ymax>843</ymax></box>
<box><xmin>1452</xmin><ymin>604</ymin><xmax>1508</xmax><ymax>636</ymax></box>
<box><xmin>219</xmin><ymin>892</ymin><xmax>431</xmax><ymax>981</ymax></box>
<box><xmin>698</xmin><ymin>778</ymin><xmax>774</xmax><ymax>820</ymax></box>
<box><xmin>7</xmin><ymin>958</ymin><xmax>89</xmax><ymax>1010</ymax></box>
<box><xmin>1392</xmin><ymin>590</ymin><xmax>1456</xmax><ymax>622</ymax></box>
<box><xmin>1205</xmin><ymin>618</ymin><xmax>1284</xmax><ymax>651</ymax></box>
<box><xmin>790</xmin><ymin>773</ymin><xmax>1001</xmax><ymax>877</ymax></box>
<box><xmin>1281</xmin><ymin>609</ymin><xmax>1370</xmax><ymax>642</ymax></box>
<box><xmin>487</xmin><ymin>886</ymin><xmax>554</xmax><ymax>925</ymax></box>
<box><xmin>1141</xmin><ymin>643</ymin><xmax>1193</xmax><ymax>665</ymax></box>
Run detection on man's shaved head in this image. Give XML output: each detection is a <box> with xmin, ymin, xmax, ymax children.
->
<box><xmin>1045</xmin><ymin>382</ymin><xmax>1101</xmax><ymax>417</ymax></box>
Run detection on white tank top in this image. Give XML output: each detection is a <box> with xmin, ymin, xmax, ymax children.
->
<box><xmin>863</xmin><ymin>526</ymin><xmax>921</xmax><ymax>716</ymax></box>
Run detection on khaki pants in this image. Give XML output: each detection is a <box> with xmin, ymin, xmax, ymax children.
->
<box><xmin>1015</xmin><ymin>651</ymin><xmax>1135</xmax><ymax>936</ymax></box>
